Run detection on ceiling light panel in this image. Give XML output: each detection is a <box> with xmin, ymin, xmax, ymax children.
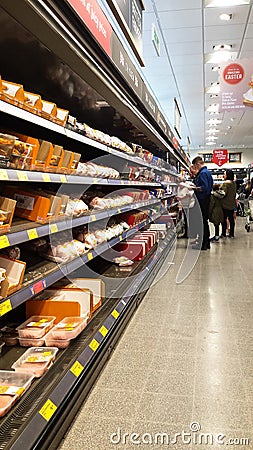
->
<box><xmin>219</xmin><ymin>13</ymin><xmax>233</xmax><ymax>20</ymax></box>
<box><xmin>205</xmin><ymin>51</ymin><xmax>237</xmax><ymax>63</ymax></box>
<box><xmin>205</xmin><ymin>0</ymin><xmax>250</xmax><ymax>7</ymax></box>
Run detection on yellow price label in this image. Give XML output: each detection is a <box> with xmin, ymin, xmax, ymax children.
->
<box><xmin>42</xmin><ymin>174</ymin><xmax>51</xmax><ymax>182</ymax></box>
<box><xmin>117</xmin><ymin>209</ymin><xmax>121</xmax><ymax>214</ymax></box>
<box><xmin>70</xmin><ymin>361</ymin><xmax>84</xmax><ymax>377</ymax></box>
<box><xmin>0</xmin><ymin>235</ymin><xmax>10</xmax><ymax>249</ymax></box>
<box><xmin>27</xmin><ymin>228</ymin><xmax>39</xmax><ymax>240</ymax></box>
<box><xmin>112</xmin><ymin>309</ymin><xmax>119</xmax><ymax>320</ymax></box>
<box><xmin>17</xmin><ymin>171</ymin><xmax>29</xmax><ymax>181</ymax></box>
<box><xmin>0</xmin><ymin>299</ymin><xmax>12</xmax><ymax>317</ymax></box>
<box><xmin>50</xmin><ymin>224</ymin><xmax>58</xmax><ymax>234</ymax></box>
<box><xmin>119</xmin><ymin>236</ymin><xmax>123</xmax><ymax>241</ymax></box>
<box><xmin>91</xmin><ymin>215</ymin><xmax>96</xmax><ymax>222</ymax></box>
<box><xmin>89</xmin><ymin>339</ymin><xmax>99</xmax><ymax>352</ymax></box>
<box><xmin>87</xmin><ymin>252</ymin><xmax>93</xmax><ymax>261</ymax></box>
<box><xmin>60</xmin><ymin>175</ymin><xmax>67</xmax><ymax>183</ymax></box>
<box><xmin>39</xmin><ymin>399</ymin><xmax>57</xmax><ymax>421</ymax></box>
<box><xmin>16</xmin><ymin>387</ymin><xmax>25</xmax><ymax>397</ymax></box>
<box><xmin>128</xmin><ymin>180</ymin><xmax>131</xmax><ymax>185</ymax></box>
<box><xmin>121</xmin><ymin>180</ymin><xmax>125</xmax><ymax>185</ymax></box>
<box><xmin>99</xmin><ymin>325</ymin><xmax>108</xmax><ymax>337</ymax></box>
<box><xmin>93</xmin><ymin>179</ymin><xmax>98</xmax><ymax>184</ymax></box>
<box><xmin>0</xmin><ymin>169</ymin><xmax>9</xmax><ymax>180</ymax></box>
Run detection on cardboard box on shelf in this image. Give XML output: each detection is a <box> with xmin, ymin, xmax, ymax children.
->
<box><xmin>53</xmin><ymin>108</ymin><xmax>69</xmax><ymax>126</ymax></box>
<box><xmin>40</xmin><ymin>100</ymin><xmax>57</xmax><ymax>120</ymax></box>
<box><xmin>34</xmin><ymin>140</ymin><xmax>54</xmax><ymax>172</ymax></box>
<box><xmin>69</xmin><ymin>152</ymin><xmax>81</xmax><ymax>174</ymax></box>
<box><xmin>0</xmin><ymin>196</ymin><xmax>17</xmax><ymax>233</ymax></box>
<box><xmin>0</xmin><ymin>255</ymin><xmax>26</xmax><ymax>297</ymax></box>
<box><xmin>2</xmin><ymin>186</ymin><xmax>62</xmax><ymax>223</ymax></box>
<box><xmin>26</xmin><ymin>288</ymin><xmax>93</xmax><ymax>322</ymax></box>
<box><xmin>53</xmin><ymin>278</ymin><xmax>105</xmax><ymax>313</ymax></box>
<box><xmin>58</xmin><ymin>150</ymin><xmax>74</xmax><ymax>174</ymax></box>
<box><xmin>0</xmin><ymin>80</ymin><xmax>24</xmax><ymax>106</ymax></box>
<box><xmin>45</xmin><ymin>145</ymin><xmax>64</xmax><ymax>173</ymax></box>
<box><xmin>23</xmin><ymin>91</ymin><xmax>43</xmax><ymax>114</ymax></box>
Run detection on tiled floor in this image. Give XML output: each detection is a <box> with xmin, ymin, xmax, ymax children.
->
<box><xmin>59</xmin><ymin>218</ymin><xmax>253</xmax><ymax>450</ymax></box>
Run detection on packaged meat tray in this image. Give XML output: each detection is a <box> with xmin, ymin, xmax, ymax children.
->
<box><xmin>18</xmin><ymin>337</ymin><xmax>45</xmax><ymax>347</ymax></box>
<box><xmin>16</xmin><ymin>316</ymin><xmax>56</xmax><ymax>339</ymax></box>
<box><xmin>12</xmin><ymin>347</ymin><xmax>58</xmax><ymax>378</ymax></box>
<box><xmin>44</xmin><ymin>331</ymin><xmax>71</xmax><ymax>348</ymax></box>
<box><xmin>0</xmin><ymin>370</ymin><xmax>34</xmax><ymax>416</ymax></box>
<box><xmin>50</xmin><ymin>317</ymin><xmax>87</xmax><ymax>340</ymax></box>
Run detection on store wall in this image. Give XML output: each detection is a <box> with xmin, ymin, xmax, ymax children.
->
<box><xmin>189</xmin><ymin>148</ymin><xmax>253</xmax><ymax>170</ymax></box>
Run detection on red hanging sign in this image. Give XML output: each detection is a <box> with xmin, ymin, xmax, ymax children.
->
<box><xmin>212</xmin><ymin>149</ymin><xmax>228</xmax><ymax>167</ymax></box>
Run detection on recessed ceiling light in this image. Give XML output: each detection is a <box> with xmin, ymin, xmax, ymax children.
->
<box><xmin>206</xmin><ymin>136</ymin><xmax>218</xmax><ymax>140</ymax></box>
<box><xmin>207</xmin><ymin>104</ymin><xmax>220</xmax><ymax>113</ymax></box>
<box><xmin>210</xmin><ymin>94</ymin><xmax>219</xmax><ymax>98</ymax></box>
<box><xmin>206</xmin><ymin>84</ymin><xmax>221</xmax><ymax>94</ymax></box>
<box><xmin>219</xmin><ymin>13</ymin><xmax>233</xmax><ymax>20</ymax></box>
<box><xmin>227</xmin><ymin>125</ymin><xmax>232</xmax><ymax>129</ymax></box>
<box><xmin>205</xmin><ymin>51</ymin><xmax>236</xmax><ymax>64</ymax></box>
<box><xmin>206</xmin><ymin>128</ymin><xmax>220</xmax><ymax>133</ymax></box>
<box><xmin>212</xmin><ymin>66</ymin><xmax>221</xmax><ymax>71</ymax></box>
<box><xmin>207</xmin><ymin>118</ymin><xmax>222</xmax><ymax>124</ymax></box>
<box><xmin>206</xmin><ymin>141</ymin><xmax>216</xmax><ymax>146</ymax></box>
<box><xmin>206</xmin><ymin>0</ymin><xmax>250</xmax><ymax>7</ymax></box>
<box><xmin>213</xmin><ymin>44</ymin><xmax>232</xmax><ymax>51</ymax></box>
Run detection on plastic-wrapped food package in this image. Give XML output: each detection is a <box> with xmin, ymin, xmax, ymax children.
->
<box><xmin>0</xmin><ymin>371</ymin><xmax>34</xmax><ymax>416</ymax></box>
<box><xmin>12</xmin><ymin>347</ymin><xmax>58</xmax><ymax>378</ymax></box>
<box><xmin>50</xmin><ymin>317</ymin><xmax>87</xmax><ymax>340</ymax></box>
<box><xmin>17</xmin><ymin>316</ymin><xmax>56</xmax><ymax>339</ymax></box>
<box><xmin>18</xmin><ymin>337</ymin><xmax>45</xmax><ymax>347</ymax></box>
<box><xmin>1</xmin><ymin>326</ymin><xmax>18</xmax><ymax>346</ymax></box>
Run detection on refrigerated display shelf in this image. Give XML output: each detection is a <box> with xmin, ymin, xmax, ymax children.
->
<box><xmin>0</xmin><ymin>212</ymin><xmax>162</xmax><ymax>316</ymax></box>
<box><xmin>1</xmin><ymin>228</ymin><xmax>176</xmax><ymax>450</ymax></box>
<box><xmin>0</xmin><ymin>198</ymin><xmax>161</xmax><ymax>249</ymax></box>
<box><xmin>0</xmin><ymin>100</ymin><xmax>179</xmax><ymax>179</ymax></box>
<box><xmin>0</xmin><ymin>167</ymin><xmax>162</xmax><ymax>186</ymax></box>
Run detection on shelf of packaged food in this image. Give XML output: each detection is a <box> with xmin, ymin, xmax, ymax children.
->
<box><xmin>65</xmin><ymin>128</ymin><xmax>179</xmax><ymax>176</ymax></box>
<box><xmin>0</xmin><ymin>167</ymin><xmax>164</xmax><ymax>186</ymax></box>
<box><xmin>0</xmin><ymin>198</ymin><xmax>161</xmax><ymax>249</ymax></box>
<box><xmin>6</xmin><ymin>227</ymin><xmax>176</xmax><ymax>450</ymax></box>
<box><xmin>0</xmin><ymin>212</ymin><xmax>162</xmax><ymax>316</ymax></box>
<box><xmin>0</xmin><ymin>100</ymin><xmax>179</xmax><ymax>179</ymax></box>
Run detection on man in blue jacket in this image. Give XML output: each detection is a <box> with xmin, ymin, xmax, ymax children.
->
<box><xmin>191</xmin><ymin>156</ymin><xmax>213</xmax><ymax>250</ymax></box>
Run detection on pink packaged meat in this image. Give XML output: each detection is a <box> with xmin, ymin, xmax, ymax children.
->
<box><xmin>12</xmin><ymin>347</ymin><xmax>58</xmax><ymax>378</ymax></box>
<box><xmin>50</xmin><ymin>317</ymin><xmax>87</xmax><ymax>340</ymax></box>
<box><xmin>18</xmin><ymin>337</ymin><xmax>45</xmax><ymax>347</ymax></box>
<box><xmin>16</xmin><ymin>316</ymin><xmax>56</xmax><ymax>339</ymax></box>
<box><xmin>0</xmin><ymin>371</ymin><xmax>34</xmax><ymax>416</ymax></box>
<box><xmin>44</xmin><ymin>331</ymin><xmax>70</xmax><ymax>348</ymax></box>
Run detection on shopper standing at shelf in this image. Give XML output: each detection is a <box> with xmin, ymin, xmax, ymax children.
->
<box><xmin>220</xmin><ymin>169</ymin><xmax>237</xmax><ymax>238</ymax></box>
<box><xmin>191</xmin><ymin>156</ymin><xmax>213</xmax><ymax>250</ymax></box>
<box><xmin>209</xmin><ymin>184</ymin><xmax>225</xmax><ymax>242</ymax></box>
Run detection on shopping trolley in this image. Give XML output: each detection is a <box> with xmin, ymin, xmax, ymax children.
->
<box><xmin>245</xmin><ymin>196</ymin><xmax>253</xmax><ymax>232</ymax></box>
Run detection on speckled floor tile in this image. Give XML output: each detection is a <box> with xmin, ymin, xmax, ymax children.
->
<box><xmin>136</xmin><ymin>393</ymin><xmax>193</xmax><ymax>424</ymax></box>
<box><xmin>83</xmin><ymin>387</ymin><xmax>141</xmax><ymax>421</ymax></box>
<box><xmin>59</xmin><ymin>418</ymin><xmax>133</xmax><ymax>450</ymax></box>
<box><xmin>108</xmin><ymin>349</ymin><xmax>154</xmax><ymax>371</ymax></box>
<box><xmin>98</xmin><ymin>367</ymin><xmax>149</xmax><ymax>392</ymax></box>
<box><xmin>170</xmin><ymin>337</ymin><xmax>196</xmax><ymax>354</ymax></box>
<box><xmin>145</xmin><ymin>370</ymin><xmax>194</xmax><ymax>396</ymax></box>
<box><xmin>193</xmin><ymin>397</ymin><xmax>252</xmax><ymax>430</ymax></box>
<box><xmin>239</xmin><ymin>358</ymin><xmax>253</xmax><ymax>377</ymax></box>
<box><xmin>127</xmin><ymin>421</ymin><xmax>193</xmax><ymax>449</ymax></box>
<box><xmin>194</xmin><ymin>374</ymin><xmax>246</xmax><ymax>399</ymax></box>
<box><xmin>152</xmin><ymin>353</ymin><xmax>196</xmax><ymax>374</ymax></box>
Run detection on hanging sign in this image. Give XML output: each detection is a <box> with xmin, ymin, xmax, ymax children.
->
<box><xmin>220</xmin><ymin>59</ymin><xmax>253</xmax><ymax>110</ymax></box>
<box><xmin>212</xmin><ymin>149</ymin><xmax>228</xmax><ymax>167</ymax></box>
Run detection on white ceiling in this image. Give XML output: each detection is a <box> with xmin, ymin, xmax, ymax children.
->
<box><xmin>141</xmin><ymin>0</ymin><xmax>253</xmax><ymax>155</ymax></box>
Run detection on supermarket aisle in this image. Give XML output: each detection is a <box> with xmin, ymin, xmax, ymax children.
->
<box><xmin>59</xmin><ymin>218</ymin><xmax>253</xmax><ymax>450</ymax></box>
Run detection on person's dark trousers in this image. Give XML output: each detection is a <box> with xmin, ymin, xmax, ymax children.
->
<box><xmin>222</xmin><ymin>208</ymin><xmax>235</xmax><ymax>237</ymax></box>
<box><xmin>198</xmin><ymin>197</ymin><xmax>211</xmax><ymax>249</ymax></box>
<box><xmin>215</xmin><ymin>224</ymin><xmax>220</xmax><ymax>236</ymax></box>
